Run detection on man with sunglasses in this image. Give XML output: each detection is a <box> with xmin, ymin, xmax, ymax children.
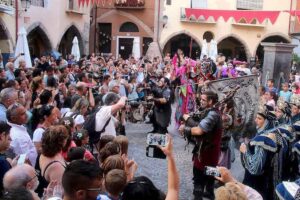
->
<box><xmin>7</xmin><ymin>103</ymin><xmax>37</xmax><ymax>166</ymax></box>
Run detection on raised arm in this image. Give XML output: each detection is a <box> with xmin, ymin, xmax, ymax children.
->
<box><xmin>160</xmin><ymin>135</ymin><xmax>179</xmax><ymax>200</ymax></box>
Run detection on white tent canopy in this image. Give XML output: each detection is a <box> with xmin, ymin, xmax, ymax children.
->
<box><xmin>14</xmin><ymin>27</ymin><xmax>32</xmax><ymax>68</ymax></box>
<box><xmin>71</xmin><ymin>36</ymin><xmax>80</xmax><ymax>62</ymax></box>
<box><xmin>132</xmin><ymin>37</ymin><xmax>141</xmax><ymax>60</ymax></box>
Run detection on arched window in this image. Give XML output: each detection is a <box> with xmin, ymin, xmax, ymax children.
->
<box><xmin>119</xmin><ymin>22</ymin><xmax>139</xmax><ymax>32</ymax></box>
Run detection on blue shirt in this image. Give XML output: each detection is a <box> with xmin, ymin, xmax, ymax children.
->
<box><xmin>266</xmin><ymin>87</ymin><xmax>278</xmax><ymax>94</ymax></box>
<box><xmin>279</xmin><ymin>91</ymin><xmax>292</xmax><ymax>102</ymax></box>
<box><xmin>0</xmin><ymin>104</ymin><xmax>7</xmax><ymax>122</ymax></box>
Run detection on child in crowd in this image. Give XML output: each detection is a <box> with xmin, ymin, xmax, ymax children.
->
<box><xmin>113</xmin><ymin>135</ymin><xmax>129</xmax><ymax>156</ymax></box>
<box><xmin>264</xmin><ymin>91</ymin><xmax>277</xmax><ymax>109</ymax></box>
<box><xmin>97</xmin><ymin>169</ymin><xmax>127</xmax><ymax>200</ymax></box>
<box><xmin>279</xmin><ymin>82</ymin><xmax>292</xmax><ymax>102</ymax></box>
<box><xmin>96</xmin><ymin>135</ymin><xmax>115</xmax><ymax>153</ymax></box>
<box><xmin>73</xmin><ymin>129</ymin><xmax>94</xmax><ymax>161</ymax></box>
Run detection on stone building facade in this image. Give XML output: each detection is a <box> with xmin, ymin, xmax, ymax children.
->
<box><xmin>160</xmin><ymin>0</ymin><xmax>300</xmax><ymax>62</ymax></box>
<box><xmin>0</xmin><ymin>0</ymin><xmax>91</xmax><ymax>62</ymax></box>
<box><xmin>89</xmin><ymin>0</ymin><xmax>161</xmax><ymax>59</ymax></box>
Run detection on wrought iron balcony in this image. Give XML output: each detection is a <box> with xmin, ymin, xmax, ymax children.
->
<box><xmin>0</xmin><ymin>0</ymin><xmax>14</xmax><ymax>15</ymax></box>
<box><xmin>115</xmin><ymin>0</ymin><xmax>145</xmax><ymax>9</ymax></box>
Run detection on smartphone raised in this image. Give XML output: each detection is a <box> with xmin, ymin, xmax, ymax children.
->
<box><xmin>146</xmin><ymin>133</ymin><xmax>167</xmax><ymax>146</ymax></box>
<box><xmin>146</xmin><ymin>146</ymin><xmax>166</xmax><ymax>159</ymax></box>
<box><xmin>204</xmin><ymin>166</ymin><xmax>221</xmax><ymax>177</ymax></box>
<box><xmin>17</xmin><ymin>154</ymin><xmax>27</xmax><ymax>165</ymax></box>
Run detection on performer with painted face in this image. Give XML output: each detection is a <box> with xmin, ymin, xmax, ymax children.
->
<box><xmin>240</xmin><ymin>104</ymin><xmax>278</xmax><ymax>200</ymax></box>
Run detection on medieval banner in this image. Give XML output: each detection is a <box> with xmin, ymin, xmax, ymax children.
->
<box><xmin>206</xmin><ymin>75</ymin><xmax>259</xmax><ymax>138</ymax></box>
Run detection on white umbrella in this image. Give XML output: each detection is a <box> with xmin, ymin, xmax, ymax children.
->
<box><xmin>71</xmin><ymin>36</ymin><xmax>80</xmax><ymax>62</ymax></box>
<box><xmin>132</xmin><ymin>37</ymin><xmax>141</xmax><ymax>60</ymax></box>
<box><xmin>14</xmin><ymin>27</ymin><xmax>32</xmax><ymax>68</ymax></box>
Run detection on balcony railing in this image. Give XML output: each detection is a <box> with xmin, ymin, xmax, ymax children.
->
<box><xmin>0</xmin><ymin>0</ymin><xmax>14</xmax><ymax>15</ymax></box>
<box><xmin>115</xmin><ymin>0</ymin><xmax>145</xmax><ymax>9</ymax></box>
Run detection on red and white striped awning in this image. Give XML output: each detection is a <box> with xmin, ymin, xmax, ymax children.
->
<box><xmin>184</xmin><ymin>8</ymin><xmax>281</xmax><ymax>24</ymax></box>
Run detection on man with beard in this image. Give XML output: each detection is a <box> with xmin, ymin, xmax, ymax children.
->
<box><xmin>148</xmin><ymin>77</ymin><xmax>172</xmax><ymax>134</ymax></box>
<box><xmin>179</xmin><ymin>91</ymin><xmax>222</xmax><ymax>200</ymax></box>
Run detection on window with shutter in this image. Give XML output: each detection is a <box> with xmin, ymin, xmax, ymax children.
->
<box><xmin>236</xmin><ymin>0</ymin><xmax>263</xmax><ymax>10</ymax></box>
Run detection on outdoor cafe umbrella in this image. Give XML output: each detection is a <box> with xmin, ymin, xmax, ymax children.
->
<box><xmin>71</xmin><ymin>36</ymin><xmax>80</xmax><ymax>62</ymax></box>
<box><xmin>14</xmin><ymin>27</ymin><xmax>32</xmax><ymax>68</ymax></box>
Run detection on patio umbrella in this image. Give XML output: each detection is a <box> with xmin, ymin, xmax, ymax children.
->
<box><xmin>132</xmin><ymin>37</ymin><xmax>141</xmax><ymax>60</ymax></box>
<box><xmin>71</xmin><ymin>36</ymin><xmax>80</xmax><ymax>62</ymax></box>
<box><xmin>14</xmin><ymin>27</ymin><xmax>32</xmax><ymax>68</ymax></box>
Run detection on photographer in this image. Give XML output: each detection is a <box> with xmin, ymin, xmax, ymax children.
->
<box><xmin>179</xmin><ymin>91</ymin><xmax>222</xmax><ymax>200</ymax></box>
<box><xmin>148</xmin><ymin>77</ymin><xmax>172</xmax><ymax>134</ymax></box>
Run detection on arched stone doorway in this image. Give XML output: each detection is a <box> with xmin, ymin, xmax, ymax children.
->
<box><xmin>0</xmin><ymin>19</ymin><xmax>13</xmax><ymax>64</ymax></box>
<box><xmin>27</xmin><ymin>26</ymin><xmax>52</xmax><ymax>58</ymax></box>
<box><xmin>58</xmin><ymin>25</ymin><xmax>84</xmax><ymax>58</ymax></box>
<box><xmin>255</xmin><ymin>35</ymin><xmax>290</xmax><ymax>67</ymax></box>
<box><xmin>163</xmin><ymin>33</ymin><xmax>201</xmax><ymax>59</ymax></box>
<box><xmin>218</xmin><ymin>36</ymin><xmax>248</xmax><ymax>61</ymax></box>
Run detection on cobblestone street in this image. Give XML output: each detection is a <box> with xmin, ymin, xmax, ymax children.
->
<box><xmin>126</xmin><ymin>108</ymin><xmax>244</xmax><ymax>200</ymax></box>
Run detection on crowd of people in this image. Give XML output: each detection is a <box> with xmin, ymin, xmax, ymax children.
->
<box><xmin>0</xmin><ymin>48</ymin><xmax>299</xmax><ymax>200</ymax></box>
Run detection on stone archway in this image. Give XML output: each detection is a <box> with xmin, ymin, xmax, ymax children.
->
<box><xmin>27</xmin><ymin>24</ymin><xmax>52</xmax><ymax>58</ymax></box>
<box><xmin>0</xmin><ymin>18</ymin><xmax>14</xmax><ymax>63</ymax></box>
<box><xmin>96</xmin><ymin>10</ymin><xmax>154</xmax><ymax>37</ymax></box>
<box><xmin>255</xmin><ymin>34</ymin><xmax>290</xmax><ymax>66</ymax></box>
<box><xmin>58</xmin><ymin>25</ymin><xmax>84</xmax><ymax>58</ymax></box>
<box><xmin>162</xmin><ymin>32</ymin><xmax>201</xmax><ymax>59</ymax></box>
<box><xmin>217</xmin><ymin>34</ymin><xmax>251</xmax><ymax>61</ymax></box>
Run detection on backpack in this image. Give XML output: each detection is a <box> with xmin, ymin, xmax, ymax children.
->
<box><xmin>83</xmin><ymin>107</ymin><xmax>111</xmax><ymax>145</ymax></box>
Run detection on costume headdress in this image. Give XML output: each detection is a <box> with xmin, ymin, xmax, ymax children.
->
<box><xmin>290</xmin><ymin>94</ymin><xmax>300</xmax><ymax>107</ymax></box>
<box><xmin>257</xmin><ymin>104</ymin><xmax>276</xmax><ymax>121</ymax></box>
<box><xmin>277</xmin><ymin>97</ymin><xmax>291</xmax><ymax>117</ymax></box>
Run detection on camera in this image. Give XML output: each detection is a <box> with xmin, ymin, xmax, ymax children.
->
<box><xmin>146</xmin><ymin>133</ymin><xmax>167</xmax><ymax>146</ymax></box>
<box><xmin>204</xmin><ymin>166</ymin><xmax>221</xmax><ymax>177</ymax></box>
<box><xmin>146</xmin><ymin>145</ymin><xmax>166</xmax><ymax>159</ymax></box>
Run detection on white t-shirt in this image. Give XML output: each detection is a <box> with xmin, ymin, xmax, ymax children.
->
<box><xmin>95</xmin><ymin>106</ymin><xmax>118</xmax><ymax>137</ymax></box>
<box><xmin>33</xmin><ymin>127</ymin><xmax>45</xmax><ymax>143</ymax></box>
<box><xmin>60</xmin><ymin>108</ymin><xmax>71</xmax><ymax>117</ymax></box>
<box><xmin>64</xmin><ymin>111</ymin><xmax>85</xmax><ymax>126</ymax></box>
